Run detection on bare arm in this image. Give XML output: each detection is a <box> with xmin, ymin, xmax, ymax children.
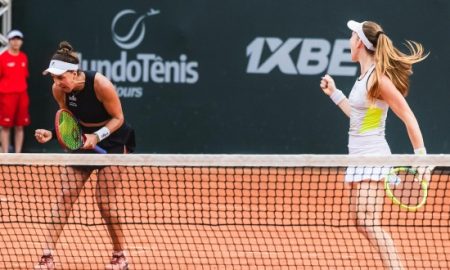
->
<box><xmin>320</xmin><ymin>74</ymin><xmax>351</xmax><ymax>117</ymax></box>
<box><xmin>378</xmin><ymin>75</ymin><xmax>425</xmax><ymax>150</ymax></box>
<box><xmin>92</xmin><ymin>72</ymin><xmax>124</xmax><ymax>134</ymax></box>
<box><xmin>336</xmin><ymin>99</ymin><xmax>351</xmax><ymax>118</ymax></box>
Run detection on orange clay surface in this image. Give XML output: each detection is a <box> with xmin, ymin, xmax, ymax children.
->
<box><xmin>0</xmin><ymin>166</ymin><xmax>449</xmax><ymax>269</ymax></box>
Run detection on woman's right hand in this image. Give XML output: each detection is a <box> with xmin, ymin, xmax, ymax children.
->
<box><xmin>320</xmin><ymin>74</ymin><xmax>337</xmax><ymax>96</ymax></box>
<box><xmin>35</xmin><ymin>129</ymin><xmax>53</xmax><ymax>143</ymax></box>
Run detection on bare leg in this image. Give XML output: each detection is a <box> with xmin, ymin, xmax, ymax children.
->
<box><xmin>14</xmin><ymin>126</ymin><xmax>24</xmax><ymax>153</ymax></box>
<box><xmin>96</xmin><ymin>166</ymin><xmax>126</xmax><ymax>251</ymax></box>
<box><xmin>41</xmin><ymin>166</ymin><xmax>92</xmax><ymax>251</ymax></box>
<box><xmin>353</xmin><ymin>181</ymin><xmax>403</xmax><ymax>270</ymax></box>
<box><xmin>1</xmin><ymin>127</ymin><xmax>10</xmax><ymax>153</ymax></box>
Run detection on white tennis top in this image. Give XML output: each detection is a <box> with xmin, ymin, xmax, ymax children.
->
<box><xmin>346</xmin><ymin>65</ymin><xmax>391</xmax><ymax>181</ymax></box>
<box><xmin>348</xmin><ymin>65</ymin><xmax>389</xmax><ymax>138</ymax></box>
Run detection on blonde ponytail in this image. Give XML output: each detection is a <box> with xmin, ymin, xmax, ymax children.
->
<box><xmin>362</xmin><ymin>22</ymin><xmax>428</xmax><ymax>101</ymax></box>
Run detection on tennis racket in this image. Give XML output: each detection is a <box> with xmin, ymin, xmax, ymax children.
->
<box><xmin>384</xmin><ymin>167</ymin><xmax>431</xmax><ymax>211</ymax></box>
<box><xmin>54</xmin><ymin>109</ymin><xmax>107</xmax><ymax>154</ymax></box>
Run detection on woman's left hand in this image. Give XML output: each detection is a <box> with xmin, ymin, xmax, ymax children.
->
<box><xmin>83</xmin><ymin>133</ymin><xmax>100</xmax><ymax>149</ymax></box>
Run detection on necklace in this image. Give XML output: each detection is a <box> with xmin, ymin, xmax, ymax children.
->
<box><xmin>358</xmin><ymin>64</ymin><xmax>375</xmax><ymax>81</ymax></box>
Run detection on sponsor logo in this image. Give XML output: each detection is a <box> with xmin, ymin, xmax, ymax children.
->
<box><xmin>80</xmin><ymin>8</ymin><xmax>200</xmax><ymax>98</ymax></box>
<box><xmin>112</xmin><ymin>8</ymin><xmax>160</xmax><ymax>50</ymax></box>
<box><xmin>68</xmin><ymin>94</ymin><xmax>77</xmax><ymax>107</ymax></box>
<box><xmin>68</xmin><ymin>95</ymin><xmax>77</xmax><ymax>101</ymax></box>
<box><xmin>80</xmin><ymin>52</ymin><xmax>198</xmax><ymax>85</ymax></box>
<box><xmin>246</xmin><ymin>37</ymin><xmax>357</xmax><ymax>76</ymax></box>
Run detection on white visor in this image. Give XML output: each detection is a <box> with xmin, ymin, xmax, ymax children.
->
<box><xmin>43</xmin><ymin>60</ymin><xmax>79</xmax><ymax>75</ymax></box>
<box><xmin>347</xmin><ymin>20</ymin><xmax>375</xmax><ymax>51</ymax></box>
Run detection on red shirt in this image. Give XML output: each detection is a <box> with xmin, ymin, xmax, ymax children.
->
<box><xmin>0</xmin><ymin>50</ymin><xmax>29</xmax><ymax>93</ymax></box>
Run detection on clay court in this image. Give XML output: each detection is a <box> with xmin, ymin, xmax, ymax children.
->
<box><xmin>0</xmin><ymin>164</ymin><xmax>449</xmax><ymax>269</ymax></box>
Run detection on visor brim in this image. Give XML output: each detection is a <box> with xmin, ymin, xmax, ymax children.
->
<box><xmin>42</xmin><ymin>67</ymin><xmax>67</xmax><ymax>76</ymax></box>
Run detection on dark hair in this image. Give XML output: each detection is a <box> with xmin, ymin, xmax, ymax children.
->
<box><xmin>51</xmin><ymin>41</ymin><xmax>79</xmax><ymax>64</ymax></box>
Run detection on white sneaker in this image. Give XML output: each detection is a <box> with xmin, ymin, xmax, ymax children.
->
<box><xmin>105</xmin><ymin>251</ymin><xmax>129</xmax><ymax>270</ymax></box>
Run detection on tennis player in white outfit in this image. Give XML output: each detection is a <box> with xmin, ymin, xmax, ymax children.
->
<box><xmin>320</xmin><ymin>20</ymin><xmax>428</xmax><ymax>270</ymax></box>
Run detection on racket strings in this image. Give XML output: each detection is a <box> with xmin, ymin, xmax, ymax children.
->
<box><xmin>59</xmin><ymin>112</ymin><xmax>83</xmax><ymax>150</ymax></box>
<box><xmin>386</xmin><ymin>167</ymin><xmax>428</xmax><ymax>211</ymax></box>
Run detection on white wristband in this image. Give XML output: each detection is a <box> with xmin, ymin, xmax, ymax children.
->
<box><xmin>414</xmin><ymin>147</ymin><xmax>427</xmax><ymax>155</ymax></box>
<box><xmin>330</xmin><ymin>89</ymin><xmax>346</xmax><ymax>105</ymax></box>
<box><xmin>94</xmin><ymin>127</ymin><xmax>111</xmax><ymax>142</ymax></box>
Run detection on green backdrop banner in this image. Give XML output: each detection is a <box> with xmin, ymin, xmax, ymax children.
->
<box><xmin>12</xmin><ymin>0</ymin><xmax>450</xmax><ymax>153</ymax></box>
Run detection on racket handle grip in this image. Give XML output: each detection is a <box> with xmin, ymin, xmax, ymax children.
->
<box><xmin>94</xmin><ymin>145</ymin><xmax>107</xmax><ymax>154</ymax></box>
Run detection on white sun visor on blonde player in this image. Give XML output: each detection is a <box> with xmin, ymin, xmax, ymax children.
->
<box><xmin>347</xmin><ymin>20</ymin><xmax>375</xmax><ymax>51</ymax></box>
<box><xmin>42</xmin><ymin>60</ymin><xmax>79</xmax><ymax>75</ymax></box>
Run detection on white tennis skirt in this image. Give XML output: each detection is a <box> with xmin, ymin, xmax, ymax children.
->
<box><xmin>345</xmin><ymin>135</ymin><xmax>392</xmax><ymax>183</ymax></box>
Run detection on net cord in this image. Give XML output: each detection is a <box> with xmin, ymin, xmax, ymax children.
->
<box><xmin>0</xmin><ymin>154</ymin><xmax>448</xmax><ymax>167</ymax></box>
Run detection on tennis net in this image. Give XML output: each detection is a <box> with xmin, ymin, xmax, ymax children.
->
<box><xmin>0</xmin><ymin>154</ymin><xmax>449</xmax><ymax>269</ymax></box>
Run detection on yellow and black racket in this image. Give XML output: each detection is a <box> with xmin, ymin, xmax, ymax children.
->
<box><xmin>384</xmin><ymin>167</ymin><xmax>430</xmax><ymax>211</ymax></box>
<box><xmin>55</xmin><ymin>109</ymin><xmax>107</xmax><ymax>154</ymax></box>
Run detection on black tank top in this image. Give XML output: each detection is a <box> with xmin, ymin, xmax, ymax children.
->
<box><xmin>65</xmin><ymin>71</ymin><xmax>110</xmax><ymax>123</ymax></box>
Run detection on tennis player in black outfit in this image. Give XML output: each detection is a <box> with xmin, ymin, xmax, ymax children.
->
<box><xmin>34</xmin><ymin>41</ymin><xmax>134</xmax><ymax>270</ymax></box>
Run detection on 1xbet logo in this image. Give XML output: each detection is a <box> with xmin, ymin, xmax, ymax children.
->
<box><xmin>246</xmin><ymin>37</ymin><xmax>357</xmax><ymax>76</ymax></box>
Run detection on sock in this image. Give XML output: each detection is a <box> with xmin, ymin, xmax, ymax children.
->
<box><xmin>43</xmin><ymin>249</ymin><xmax>53</xmax><ymax>256</ymax></box>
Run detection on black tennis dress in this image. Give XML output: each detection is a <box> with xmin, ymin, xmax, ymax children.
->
<box><xmin>65</xmin><ymin>70</ymin><xmax>135</xmax><ymax>153</ymax></box>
